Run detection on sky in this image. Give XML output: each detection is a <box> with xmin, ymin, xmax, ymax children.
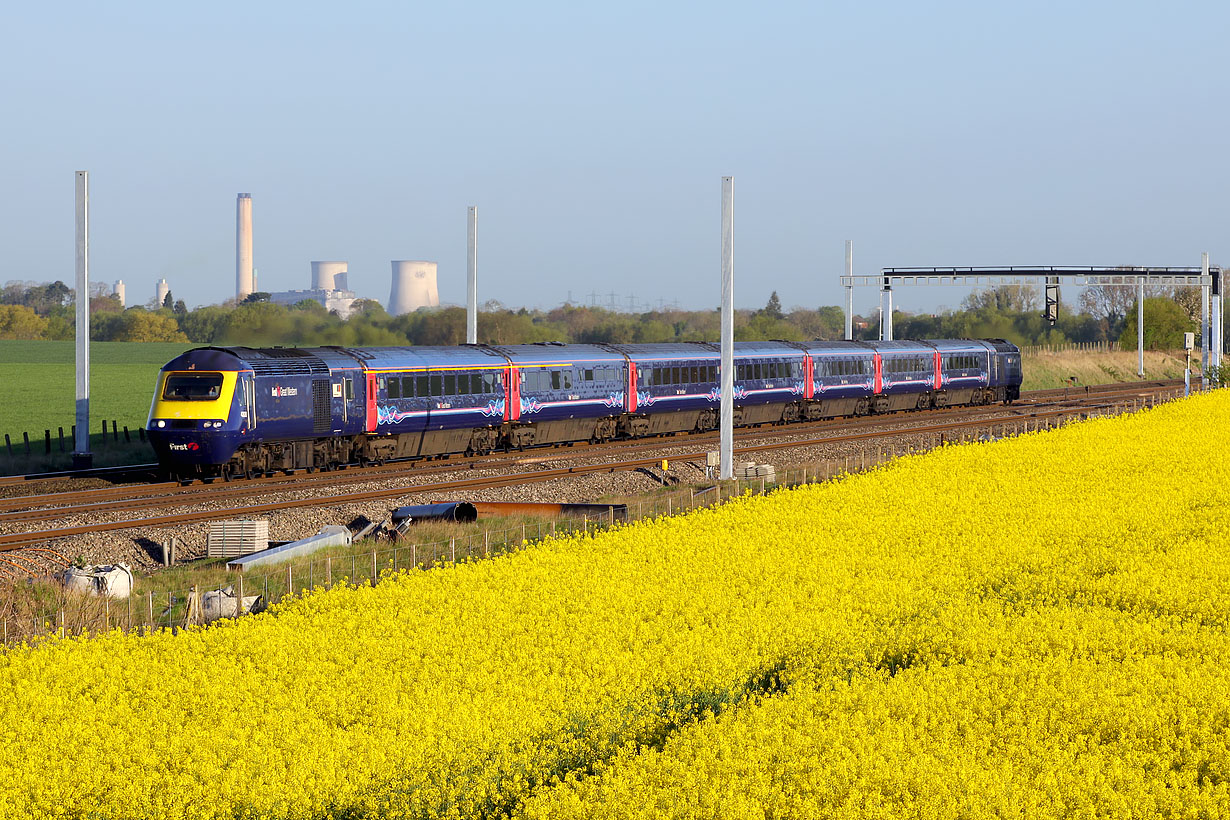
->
<box><xmin>3</xmin><ymin>1</ymin><xmax>1228</xmax><ymax>316</ymax></box>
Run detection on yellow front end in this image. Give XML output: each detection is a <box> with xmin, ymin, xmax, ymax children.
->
<box><xmin>148</xmin><ymin>371</ymin><xmax>239</xmax><ymax>423</ymax></box>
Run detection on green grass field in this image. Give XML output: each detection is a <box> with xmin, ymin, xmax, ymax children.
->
<box><xmin>0</xmin><ymin>341</ymin><xmax>193</xmax><ymax>441</ymax></box>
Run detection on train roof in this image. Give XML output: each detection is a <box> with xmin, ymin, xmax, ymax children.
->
<box><xmin>488</xmin><ymin>343</ymin><xmax>623</xmax><ymax>366</ymax></box>
<box><xmin>343</xmin><ymin>345</ymin><xmax>508</xmax><ymax>370</ymax></box>
<box><xmin>607</xmin><ymin>342</ymin><xmax>718</xmax><ymax>362</ymax></box>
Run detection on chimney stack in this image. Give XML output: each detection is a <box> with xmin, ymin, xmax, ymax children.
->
<box><xmin>236</xmin><ymin>193</ymin><xmax>254</xmax><ymax>300</ymax></box>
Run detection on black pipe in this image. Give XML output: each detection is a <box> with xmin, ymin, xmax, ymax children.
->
<box><xmin>390</xmin><ymin>502</ymin><xmax>479</xmax><ymax>524</ymax></box>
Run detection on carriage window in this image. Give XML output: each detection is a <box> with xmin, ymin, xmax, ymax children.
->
<box><xmin>428</xmin><ymin>375</ymin><xmax>440</xmax><ymax>396</ymax></box>
<box><xmin>444</xmin><ymin>373</ymin><xmax>456</xmax><ymax>395</ymax></box>
<box><xmin>481</xmin><ymin>372</ymin><xmax>495</xmax><ymax>393</ymax></box>
<box><xmin>388</xmin><ymin>377</ymin><xmax>401</xmax><ymax>399</ymax></box>
<box><xmin>550</xmin><ymin>371</ymin><xmax>561</xmax><ymax>390</ymax></box>
<box><xmin>584</xmin><ymin>369</ymin><xmax>593</xmax><ymax>382</ymax></box>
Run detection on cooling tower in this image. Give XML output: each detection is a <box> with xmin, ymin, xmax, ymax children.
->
<box><xmin>389</xmin><ymin>261</ymin><xmax>439</xmax><ymax>315</ymax></box>
<box><xmin>236</xmin><ymin>193</ymin><xmax>254</xmax><ymax>300</ymax></box>
<box><xmin>156</xmin><ymin>278</ymin><xmax>170</xmax><ymax>307</ymax></box>
<box><xmin>113</xmin><ymin>280</ymin><xmax>126</xmax><ymax>308</ymax></box>
<box><xmin>311</xmin><ymin>261</ymin><xmax>348</xmax><ymax>291</ymax></box>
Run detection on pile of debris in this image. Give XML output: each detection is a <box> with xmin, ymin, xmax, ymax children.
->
<box><xmin>61</xmin><ymin>564</ymin><xmax>134</xmax><ymax>598</ymax></box>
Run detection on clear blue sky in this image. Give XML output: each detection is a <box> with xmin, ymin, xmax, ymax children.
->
<box><xmin>3</xmin><ymin>1</ymin><xmax>1227</xmax><ymax>315</ymax></box>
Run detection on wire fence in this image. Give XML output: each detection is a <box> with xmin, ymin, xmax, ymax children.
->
<box><xmin>0</xmin><ymin>388</ymin><xmax>1188</xmax><ymax>647</ymax></box>
<box><xmin>1019</xmin><ymin>341</ymin><xmax>1194</xmax><ymax>355</ymax></box>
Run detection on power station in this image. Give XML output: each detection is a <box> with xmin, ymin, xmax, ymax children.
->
<box><xmin>389</xmin><ymin>261</ymin><xmax>440</xmax><ymax>315</ymax></box>
<box><xmin>230</xmin><ymin>192</ymin><xmax>444</xmax><ymax>316</ymax></box>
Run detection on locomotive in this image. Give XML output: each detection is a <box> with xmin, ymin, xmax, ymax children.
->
<box><xmin>147</xmin><ymin>339</ymin><xmax>1022</xmax><ymax>479</ymax></box>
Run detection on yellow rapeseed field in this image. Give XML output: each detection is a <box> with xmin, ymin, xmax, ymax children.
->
<box><xmin>1</xmin><ymin>392</ymin><xmax>1227</xmax><ymax>819</ymax></box>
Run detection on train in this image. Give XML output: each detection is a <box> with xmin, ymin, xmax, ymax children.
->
<box><xmin>147</xmin><ymin>338</ymin><xmax>1023</xmax><ymax>479</ymax></box>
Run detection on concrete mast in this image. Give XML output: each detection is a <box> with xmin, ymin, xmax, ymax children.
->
<box><xmin>719</xmin><ymin>176</ymin><xmax>734</xmax><ymax>482</ymax></box>
<box><xmin>1137</xmin><ymin>276</ymin><xmax>1145</xmax><ymax>377</ymax></box>
<box><xmin>74</xmin><ymin>171</ymin><xmax>91</xmax><ymax>468</ymax></box>
<box><xmin>1201</xmin><ymin>255</ymin><xmax>1210</xmax><ymax>383</ymax></box>
<box><xmin>467</xmin><ymin>206</ymin><xmax>477</xmax><ymax>344</ymax></box>
<box><xmin>844</xmin><ymin>240</ymin><xmax>853</xmax><ymax>340</ymax></box>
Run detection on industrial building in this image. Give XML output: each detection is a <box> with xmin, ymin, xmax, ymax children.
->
<box><xmin>267</xmin><ymin>261</ymin><xmax>360</xmax><ymax>318</ymax></box>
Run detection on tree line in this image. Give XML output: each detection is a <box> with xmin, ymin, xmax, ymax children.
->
<box><xmin>0</xmin><ymin>280</ymin><xmax>1209</xmax><ymax>350</ymax></box>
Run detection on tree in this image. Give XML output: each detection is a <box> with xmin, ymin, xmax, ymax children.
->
<box><xmin>0</xmin><ymin>305</ymin><xmax>49</xmax><ymax>339</ymax></box>
<box><xmin>763</xmin><ymin>291</ymin><xmax>783</xmax><ymax>320</ymax></box>
<box><xmin>176</xmin><ymin>305</ymin><xmax>232</xmax><ymax>343</ymax></box>
<box><xmin>112</xmin><ymin>309</ymin><xmax>190</xmax><ymax>342</ymax></box>
<box><xmin>163</xmin><ymin>291</ymin><xmax>175</xmax><ymax>310</ymax></box>
<box><xmin>961</xmin><ymin>284</ymin><xmax>1040</xmax><ymax>313</ymax></box>
<box><xmin>173</xmin><ymin>299</ymin><xmax>187</xmax><ymax>315</ymax></box>
<box><xmin>242</xmin><ymin>292</ymin><xmax>271</xmax><ymax>304</ymax></box>
<box><xmin>1077</xmin><ymin>284</ymin><xmax>1135</xmax><ymax>327</ymax></box>
<box><xmin>1118</xmin><ymin>297</ymin><xmax>1194</xmax><ymax>350</ymax></box>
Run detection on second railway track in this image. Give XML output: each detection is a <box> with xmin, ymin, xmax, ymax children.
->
<box><xmin>0</xmin><ymin>382</ymin><xmax>1181</xmax><ymax>551</ymax></box>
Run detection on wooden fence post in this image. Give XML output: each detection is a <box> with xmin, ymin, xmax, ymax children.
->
<box><xmin>325</xmin><ymin>557</ymin><xmax>332</xmax><ymax>588</ymax></box>
<box><xmin>236</xmin><ymin>573</ymin><xmax>245</xmax><ymax>617</ymax></box>
<box><xmin>371</xmin><ymin>551</ymin><xmax>377</xmax><ymax>586</ymax></box>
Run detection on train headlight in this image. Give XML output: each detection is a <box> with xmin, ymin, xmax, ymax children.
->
<box><xmin>214</xmin><ymin>421</ymin><xmax>223</xmax><ymax>428</ymax></box>
<box><xmin>156</xmin><ymin>420</ymin><xmax>165</xmax><ymax>428</ymax></box>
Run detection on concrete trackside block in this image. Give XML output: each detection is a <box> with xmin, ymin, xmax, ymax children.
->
<box><xmin>226</xmin><ymin>526</ymin><xmax>351</xmax><ymax>572</ymax></box>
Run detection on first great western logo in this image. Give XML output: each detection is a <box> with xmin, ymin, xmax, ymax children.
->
<box><xmin>271</xmin><ymin>385</ymin><xmax>299</xmax><ymax>397</ymax></box>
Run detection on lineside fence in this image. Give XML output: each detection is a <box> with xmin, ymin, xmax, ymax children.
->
<box><xmin>1018</xmin><ymin>341</ymin><xmax>1209</xmax><ymax>355</ymax></box>
<box><xmin>0</xmin><ymin>420</ymin><xmax>152</xmax><ymax>475</ymax></box>
<box><xmin>0</xmin><ymin>388</ymin><xmax>1189</xmax><ymax>647</ymax></box>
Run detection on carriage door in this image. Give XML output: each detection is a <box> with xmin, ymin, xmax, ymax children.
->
<box><xmin>241</xmin><ymin>374</ymin><xmax>257</xmax><ymax>431</ymax></box>
<box><xmin>339</xmin><ymin>376</ymin><xmax>355</xmax><ymax>426</ymax></box>
<box><xmin>365</xmin><ymin>373</ymin><xmax>378</xmax><ymax>431</ymax></box>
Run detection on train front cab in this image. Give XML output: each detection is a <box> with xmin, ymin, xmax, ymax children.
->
<box><xmin>147</xmin><ymin>355</ymin><xmax>247</xmax><ymax>475</ymax></box>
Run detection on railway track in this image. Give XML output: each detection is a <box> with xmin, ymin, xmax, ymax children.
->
<box><xmin>0</xmin><ymin>380</ymin><xmax>1173</xmax><ymax>521</ymax></box>
<box><xmin>0</xmin><ymin>383</ymin><xmax>1181</xmax><ymax>551</ymax></box>
<box><xmin>0</xmin><ymin>378</ymin><xmax>1180</xmax><ymax>494</ymax></box>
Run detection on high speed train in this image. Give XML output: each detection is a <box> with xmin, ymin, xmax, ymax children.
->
<box><xmin>147</xmin><ymin>338</ymin><xmax>1022</xmax><ymax>479</ymax></box>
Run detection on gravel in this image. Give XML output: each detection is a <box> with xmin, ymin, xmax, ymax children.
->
<box><xmin>1</xmin><ymin>401</ymin><xmax>1133</xmax><ymax>576</ymax></box>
